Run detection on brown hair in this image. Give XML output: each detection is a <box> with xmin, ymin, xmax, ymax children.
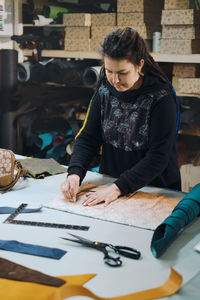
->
<box><xmin>98</xmin><ymin>27</ymin><xmax>166</xmax><ymax>85</ymax></box>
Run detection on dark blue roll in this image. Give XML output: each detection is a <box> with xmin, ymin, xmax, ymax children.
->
<box><xmin>0</xmin><ymin>49</ymin><xmax>18</xmax><ymax>90</ymax></box>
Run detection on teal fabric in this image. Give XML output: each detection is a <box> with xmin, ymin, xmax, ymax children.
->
<box><xmin>38</xmin><ymin>133</ymin><xmax>53</xmax><ymax>150</ymax></box>
<box><xmin>151</xmin><ymin>184</ymin><xmax>200</xmax><ymax>258</ymax></box>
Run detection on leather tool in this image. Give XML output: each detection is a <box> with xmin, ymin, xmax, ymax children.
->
<box><xmin>61</xmin><ymin>233</ymin><xmax>140</xmax><ymax>267</ymax></box>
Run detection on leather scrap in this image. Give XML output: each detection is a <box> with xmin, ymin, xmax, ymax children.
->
<box><xmin>18</xmin><ymin>158</ymin><xmax>67</xmax><ymax>178</ymax></box>
<box><xmin>77</xmin><ymin>183</ymin><xmax>101</xmax><ymax>196</ymax></box>
<box><xmin>0</xmin><ymin>257</ymin><xmax>65</xmax><ymax>287</ymax></box>
<box><xmin>0</xmin><ymin>273</ymin><xmax>95</xmax><ymax>300</ymax></box>
<box><xmin>0</xmin><ymin>266</ymin><xmax>182</xmax><ymax>300</ymax></box>
<box><xmin>44</xmin><ymin>266</ymin><xmax>183</xmax><ymax>300</ymax></box>
<box><xmin>0</xmin><ymin>240</ymin><xmax>66</xmax><ymax>260</ymax></box>
<box><xmin>0</xmin><ymin>206</ymin><xmax>42</xmax><ymax>214</ymax></box>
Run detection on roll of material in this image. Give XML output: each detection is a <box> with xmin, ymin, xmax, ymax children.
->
<box><xmin>47</xmin><ymin>60</ymin><xmax>85</xmax><ymax>86</ymax></box>
<box><xmin>47</xmin><ymin>60</ymin><xmax>67</xmax><ymax>83</ymax></box>
<box><xmin>43</xmin><ymin>5</ymin><xmax>69</xmax><ymax>19</ymax></box>
<box><xmin>17</xmin><ymin>62</ymin><xmax>33</xmax><ymax>82</ymax></box>
<box><xmin>0</xmin><ymin>112</ymin><xmax>17</xmax><ymax>152</ymax></box>
<box><xmin>82</xmin><ymin>66</ymin><xmax>101</xmax><ymax>88</ymax></box>
<box><xmin>63</xmin><ymin>69</ymin><xmax>84</xmax><ymax>86</ymax></box>
<box><xmin>0</xmin><ymin>49</ymin><xmax>18</xmax><ymax>90</ymax></box>
<box><xmin>17</xmin><ymin>62</ymin><xmax>47</xmax><ymax>83</ymax></box>
<box><xmin>33</xmin><ymin>15</ymin><xmax>54</xmax><ymax>26</ymax></box>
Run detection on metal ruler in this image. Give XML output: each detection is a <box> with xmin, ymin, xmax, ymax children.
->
<box><xmin>3</xmin><ymin>203</ymin><xmax>89</xmax><ymax>231</ymax></box>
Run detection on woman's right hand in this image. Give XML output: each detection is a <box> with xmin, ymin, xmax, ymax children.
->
<box><xmin>60</xmin><ymin>174</ymin><xmax>80</xmax><ymax>202</ymax></box>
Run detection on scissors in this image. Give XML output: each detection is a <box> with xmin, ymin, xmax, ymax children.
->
<box><xmin>60</xmin><ymin>233</ymin><xmax>141</xmax><ymax>267</ymax></box>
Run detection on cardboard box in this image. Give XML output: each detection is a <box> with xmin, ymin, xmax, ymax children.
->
<box><xmin>117</xmin><ymin>12</ymin><xmax>145</xmax><ymax>27</ymax></box>
<box><xmin>160</xmin><ymin>39</ymin><xmax>200</xmax><ymax>54</ymax></box>
<box><xmin>91</xmin><ymin>26</ymin><xmax>117</xmax><ymax>40</ymax></box>
<box><xmin>92</xmin><ymin>25</ymin><xmax>161</xmax><ymax>40</ymax></box>
<box><xmin>92</xmin><ymin>24</ymin><xmax>161</xmax><ymax>39</ymax></box>
<box><xmin>117</xmin><ymin>12</ymin><xmax>161</xmax><ymax>26</ymax></box>
<box><xmin>164</xmin><ymin>0</ymin><xmax>191</xmax><ymax>10</ymax></box>
<box><xmin>173</xmin><ymin>63</ymin><xmax>200</xmax><ymax>78</ymax></box>
<box><xmin>65</xmin><ymin>26</ymin><xmax>91</xmax><ymax>40</ymax></box>
<box><xmin>172</xmin><ymin>77</ymin><xmax>200</xmax><ymax>94</ymax></box>
<box><xmin>90</xmin><ymin>37</ymin><xmax>102</xmax><ymax>52</ymax></box>
<box><xmin>180</xmin><ymin>164</ymin><xmax>200</xmax><ymax>192</ymax></box>
<box><xmin>63</xmin><ymin>13</ymin><xmax>91</xmax><ymax>26</ymax></box>
<box><xmin>64</xmin><ymin>38</ymin><xmax>90</xmax><ymax>51</ymax></box>
<box><xmin>90</xmin><ymin>36</ymin><xmax>152</xmax><ymax>53</ymax></box>
<box><xmin>117</xmin><ymin>0</ymin><xmax>162</xmax><ymax>13</ymax></box>
<box><xmin>162</xmin><ymin>25</ymin><xmax>200</xmax><ymax>39</ymax></box>
<box><xmin>134</xmin><ymin>25</ymin><xmax>161</xmax><ymax>39</ymax></box>
<box><xmin>161</xmin><ymin>9</ymin><xmax>200</xmax><ymax>25</ymax></box>
<box><xmin>91</xmin><ymin>13</ymin><xmax>116</xmax><ymax>26</ymax></box>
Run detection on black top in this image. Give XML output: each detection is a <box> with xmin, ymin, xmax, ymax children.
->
<box><xmin>68</xmin><ymin>73</ymin><xmax>181</xmax><ymax>194</ymax></box>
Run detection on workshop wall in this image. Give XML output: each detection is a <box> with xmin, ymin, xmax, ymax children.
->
<box><xmin>0</xmin><ymin>0</ymin><xmax>200</xmax><ymax>190</ymax></box>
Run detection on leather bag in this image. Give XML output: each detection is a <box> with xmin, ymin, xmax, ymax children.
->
<box><xmin>0</xmin><ymin>148</ymin><xmax>23</xmax><ymax>192</ymax></box>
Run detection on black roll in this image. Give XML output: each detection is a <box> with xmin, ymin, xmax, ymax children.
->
<box><xmin>82</xmin><ymin>66</ymin><xmax>101</xmax><ymax>88</ymax></box>
<box><xmin>17</xmin><ymin>61</ymin><xmax>32</xmax><ymax>82</ymax></box>
<box><xmin>47</xmin><ymin>60</ymin><xmax>85</xmax><ymax>86</ymax></box>
<box><xmin>0</xmin><ymin>111</ymin><xmax>17</xmax><ymax>152</ymax></box>
<box><xmin>0</xmin><ymin>49</ymin><xmax>18</xmax><ymax>90</ymax></box>
<box><xmin>17</xmin><ymin>62</ymin><xmax>47</xmax><ymax>83</ymax></box>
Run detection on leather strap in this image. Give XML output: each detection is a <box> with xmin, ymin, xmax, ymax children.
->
<box><xmin>0</xmin><ymin>257</ymin><xmax>65</xmax><ymax>287</ymax></box>
<box><xmin>0</xmin><ymin>266</ymin><xmax>182</xmax><ymax>300</ymax></box>
<box><xmin>50</xmin><ymin>266</ymin><xmax>182</xmax><ymax>300</ymax></box>
<box><xmin>0</xmin><ymin>240</ymin><xmax>66</xmax><ymax>259</ymax></box>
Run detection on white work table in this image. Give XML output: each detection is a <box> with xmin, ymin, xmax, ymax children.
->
<box><xmin>0</xmin><ymin>158</ymin><xmax>200</xmax><ymax>299</ymax></box>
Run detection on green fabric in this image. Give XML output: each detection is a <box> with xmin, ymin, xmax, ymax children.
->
<box><xmin>151</xmin><ymin>184</ymin><xmax>200</xmax><ymax>258</ymax></box>
<box><xmin>18</xmin><ymin>158</ymin><xmax>67</xmax><ymax>178</ymax></box>
<box><xmin>43</xmin><ymin>5</ymin><xmax>69</xmax><ymax>18</ymax></box>
<box><xmin>191</xmin><ymin>0</ymin><xmax>200</xmax><ymax>9</ymax></box>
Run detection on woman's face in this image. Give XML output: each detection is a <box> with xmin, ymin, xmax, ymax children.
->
<box><xmin>104</xmin><ymin>56</ymin><xmax>143</xmax><ymax>92</ymax></box>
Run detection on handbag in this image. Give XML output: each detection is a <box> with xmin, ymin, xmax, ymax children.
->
<box><xmin>0</xmin><ymin>148</ymin><xmax>23</xmax><ymax>192</ymax></box>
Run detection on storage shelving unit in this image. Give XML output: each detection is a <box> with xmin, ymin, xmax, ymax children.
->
<box><xmin>19</xmin><ymin>1</ymin><xmax>200</xmax><ymax>168</ymax></box>
<box><xmin>23</xmin><ymin>48</ymin><xmax>200</xmax><ymax>63</ymax></box>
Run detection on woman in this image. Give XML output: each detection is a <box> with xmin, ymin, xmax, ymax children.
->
<box><xmin>61</xmin><ymin>27</ymin><xmax>181</xmax><ymax>207</ymax></box>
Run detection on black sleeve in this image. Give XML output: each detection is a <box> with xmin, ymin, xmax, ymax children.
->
<box><xmin>114</xmin><ymin>94</ymin><xmax>177</xmax><ymax>194</ymax></box>
<box><xmin>67</xmin><ymin>89</ymin><xmax>102</xmax><ymax>182</ymax></box>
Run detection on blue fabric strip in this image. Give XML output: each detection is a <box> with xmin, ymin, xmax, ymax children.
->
<box><xmin>0</xmin><ymin>206</ymin><xmax>42</xmax><ymax>214</ymax></box>
<box><xmin>0</xmin><ymin>240</ymin><xmax>66</xmax><ymax>260</ymax></box>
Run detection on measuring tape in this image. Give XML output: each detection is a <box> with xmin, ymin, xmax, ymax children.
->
<box><xmin>3</xmin><ymin>203</ymin><xmax>89</xmax><ymax>231</ymax></box>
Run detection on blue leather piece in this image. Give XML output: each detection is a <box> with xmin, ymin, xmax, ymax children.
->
<box><xmin>0</xmin><ymin>206</ymin><xmax>42</xmax><ymax>214</ymax></box>
<box><xmin>0</xmin><ymin>240</ymin><xmax>66</xmax><ymax>259</ymax></box>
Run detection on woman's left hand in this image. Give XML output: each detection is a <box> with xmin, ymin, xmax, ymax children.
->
<box><xmin>82</xmin><ymin>184</ymin><xmax>121</xmax><ymax>207</ymax></box>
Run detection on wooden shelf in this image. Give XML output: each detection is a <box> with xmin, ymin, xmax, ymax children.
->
<box><xmin>152</xmin><ymin>53</ymin><xmax>200</xmax><ymax>63</ymax></box>
<box><xmin>23</xmin><ymin>49</ymin><xmax>200</xmax><ymax>63</ymax></box>
<box><xmin>23</xmin><ymin>49</ymin><xmax>101</xmax><ymax>59</ymax></box>
<box><xmin>176</xmin><ymin>92</ymin><xmax>200</xmax><ymax>98</ymax></box>
<box><xmin>23</xmin><ymin>24</ymin><xmax>66</xmax><ymax>27</ymax></box>
<box><xmin>179</xmin><ymin>129</ymin><xmax>200</xmax><ymax>137</ymax></box>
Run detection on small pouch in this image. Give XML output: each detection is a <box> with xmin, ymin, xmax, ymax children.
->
<box><xmin>0</xmin><ymin>148</ymin><xmax>23</xmax><ymax>192</ymax></box>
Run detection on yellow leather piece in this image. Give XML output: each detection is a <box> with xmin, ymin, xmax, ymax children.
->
<box><xmin>0</xmin><ymin>274</ymin><xmax>96</xmax><ymax>300</ymax></box>
<box><xmin>0</xmin><ymin>266</ymin><xmax>182</xmax><ymax>300</ymax></box>
<box><xmin>49</xmin><ymin>266</ymin><xmax>182</xmax><ymax>300</ymax></box>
